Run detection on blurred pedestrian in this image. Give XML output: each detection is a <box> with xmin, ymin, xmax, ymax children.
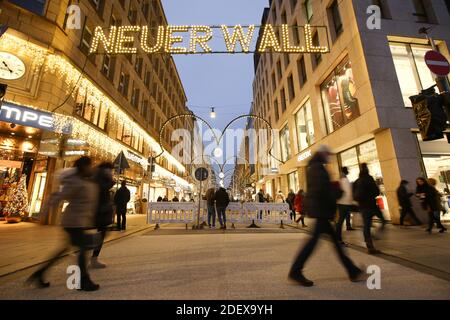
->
<box><xmin>91</xmin><ymin>162</ymin><xmax>115</xmax><ymax>269</ymax></box>
<box><xmin>172</xmin><ymin>195</ymin><xmax>179</xmax><ymax>202</ymax></box>
<box><xmin>416</xmin><ymin>178</ymin><xmax>447</xmax><ymax>233</ymax></box>
<box><xmin>27</xmin><ymin>157</ymin><xmax>100</xmax><ymax>291</ymax></box>
<box><xmin>289</xmin><ymin>146</ymin><xmax>364</xmax><ymax>287</ymax></box>
<box><xmin>336</xmin><ymin>167</ymin><xmax>355</xmax><ymax>245</ymax></box>
<box><xmin>275</xmin><ymin>190</ymin><xmax>285</xmax><ymax>203</ymax></box>
<box><xmin>257</xmin><ymin>189</ymin><xmax>265</xmax><ymax>219</ymax></box>
<box><xmin>353</xmin><ymin>163</ymin><xmax>386</xmax><ymax>254</ymax></box>
<box><xmin>157</xmin><ymin>196</ymin><xmax>163</xmax><ymax>202</ymax></box>
<box><xmin>215</xmin><ymin>187</ymin><xmax>230</xmax><ymax>229</ymax></box>
<box><xmin>114</xmin><ymin>181</ymin><xmax>130</xmax><ymax>231</ymax></box>
<box><xmin>397</xmin><ymin>180</ymin><xmax>421</xmax><ymax>226</ymax></box>
<box><xmin>163</xmin><ymin>195</ymin><xmax>169</xmax><ymax>202</ymax></box>
<box><xmin>206</xmin><ymin>187</ymin><xmax>216</xmax><ymax>228</ymax></box>
<box><xmin>286</xmin><ymin>190</ymin><xmax>296</xmax><ymax>221</ymax></box>
<box><xmin>294</xmin><ymin>189</ymin><xmax>307</xmax><ymax>227</ymax></box>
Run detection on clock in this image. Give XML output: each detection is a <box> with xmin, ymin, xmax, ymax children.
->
<box><xmin>0</xmin><ymin>52</ymin><xmax>26</xmax><ymax>80</ymax></box>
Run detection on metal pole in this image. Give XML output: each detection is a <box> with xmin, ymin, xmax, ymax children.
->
<box><xmin>423</xmin><ymin>33</ymin><xmax>450</xmax><ymax>94</ymax></box>
<box><xmin>197</xmin><ymin>178</ymin><xmax>202</xmax><ymax>229</ymax></box>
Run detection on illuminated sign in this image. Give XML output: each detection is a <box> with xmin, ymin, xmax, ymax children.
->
<box><xmin>0</xmin><ymin>102</ymin><xmax>72</xmax><ymax>134</ymax></box>
<box><xmin>89</xmin><ymin>24</ymin><xmax>329</xmax><ymax>55</ymax></box>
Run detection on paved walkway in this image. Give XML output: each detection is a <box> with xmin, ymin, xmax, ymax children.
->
<box><xmin>0</xmin><ymin>229</ymin><xmax>449</xmax><ymax>300</ymax></box>
<box><xmin>0</xmin><ymin>214</ymin><xmax>152</xmax><ymax>277</ymax></box>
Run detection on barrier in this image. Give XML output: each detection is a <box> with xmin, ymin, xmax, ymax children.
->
<box><xmin>147</xmin><ymin>201</ymin><xmax>292</xmax><ymax>228</ymax></box>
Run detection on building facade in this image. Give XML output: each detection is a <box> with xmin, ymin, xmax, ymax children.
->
<box><xmin>251</xmin><ymin>0</ymin><xmax>450</xmax><ymax>223</ymax></box>
<box><xmin>0</xmin><ymin>0</ymin><xmax>196</xmax><ymax>224</ymax></box>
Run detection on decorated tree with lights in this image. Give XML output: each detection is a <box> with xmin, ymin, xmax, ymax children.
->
<box><xmin>4</xmin><ymin>175</ymin><xmax>28</xmax><ymax>222</ymax></box>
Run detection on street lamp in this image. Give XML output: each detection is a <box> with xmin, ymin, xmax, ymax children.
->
<box><xmin>210</xmin><ymin>107</ymin><xmax>216</xmax><ymax>119</ymax></box>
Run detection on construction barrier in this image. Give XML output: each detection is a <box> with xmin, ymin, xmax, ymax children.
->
<box><xmin>147</xmin><ymin>201</ymin><xmax>291</xmax><ymax>227</ymax></box>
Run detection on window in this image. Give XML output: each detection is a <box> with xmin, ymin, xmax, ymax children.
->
<box><xmin>118</xmin><ymin>69</ymin><xmax>130</xmax><ymax>97</ymax></box>
<box><xmin>295</xmin><ymin>99</ymin><xmax>315</xmax><ymax>151</ymax></box>
<box><xmin>304</xmin><ymin>0</ymin><xmax>313</xmax><ymax>22</ymax></box>
<box><xmin>142</xmin><ymin>0</ymin><xmax>150</xmax><ymax>19</ymax></box>
<box><xmin>412</xmin><ymin>0</ymin><xmax>429</xmax><ymax>22</ymax></box>
<box><xmin>389</xmin><ymin>42</ymin><xmax>436</xmax><ymax>107</ymax></box>
<box><xmin>277</xmin><ymin>60</ymin><xmax>283</xmax><ymax>81</ymax></box>
<box><xmin>312</xmin><ymin>32</ymin><xmax>322</xmax><ymax>67</ymax></box>
<box><xmin>131</xmin><ymin>85</ymin><xmax>140</xmax><ymax>108</ymax></box>
<box><xmin>329</xmin><ymin>0</ymin><xmax>343</xmax><ymax>37</ymax></box>
<box><xmin>274</xmin><ymin>99</ymin><xmax>280</xmax><ymax>121</ymax></box>
<box><xmin>80</xmin><ymin>22</ymin><xmax>93</xmax><ymax>56</ymax></box>
<box><xmin>272</xmin><ymin>72</ymin><xmax>277</xmax><ymax>92</ymax></box>
<box><xmin>287</xmin><ymin>74</ymin><xmax>295</xmax><ymax>102</ymax></box>
<box><xmin>119</xmin><ymin>0</ymin><xmax>125</xmax><ymax>9</ymax></box>
<box><xmin>101</xmin><ymin>54</ymin><xmax>115</xmax><ymax>80</ymax></box>
<box><xmin>74</xmin><ymin>89</ymin><xmax>108</xmax><ymax>129</ymax></box>
<box><xmin>135</xmin><ymin>57</ymin><xmax>143</xmax><ymax>77</ymax></box>
<box><xmin>321</xmin><ymin>59</ymin><xmax>360</xmax><ymax>133</ymax></box>
<box><xmin>293</xmin><ymin>21</ymin><xmax>301</xmax><ymax>45</ymax></box>
<box><xmin>110</xmin><ymin>12</ymin><xmax>121</xmax><ymax>26</ymax></box>
<box><xmin>281</xmin><ymin>88</ymin><xmax>287</xmax><ymax>112</ymax></box>
<box><xmin>290</xmin><ymin>0</ymin><xmax>298</xmax><ymax>13</ymax></box>
<box><xmin>9</xmin><ymin>0</ymin><xmax>46</xmax><ymax>15</ymax></box>
<box><xmin>89</xmin><ymin>0</ymin><xmax>104</xmax><ymax>16</ymax></box>
<box><xmin>128</xmin><ymin>6</ymin><xmax>138</xmax><ymax>24</ymax></box>
<box><xmin>281</xmin><ymin>10</ymin><xmax>287</xmax><ymax>24</ymax></box>
<box><xmin>280</xmin><ymin>125</ymin><xmax>291</xmax><ymax>162</ymax></box>
<box><xmin>284</xmin><ymin>54</ymin><xmax>290</xmax><ymax>69</ymax></box>
<box><xmin>372</xmin><ymin>0</ymin><xmax>391</xmax><ymax>19</ymax></box>
<box><xmin>297</xmin><ymin>56</ymin><xmax>307</xmax><ymax>87</ymax></box>
<box><xmin>288</xmin><ymin>171</ymin><xmax>299</xmax><ymax>191</ymax></box>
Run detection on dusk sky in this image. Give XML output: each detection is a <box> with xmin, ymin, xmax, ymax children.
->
<box><xmin>162</xmin><ymin>0</ymin><xmax>269</xmax><ymax>131</ymax></box>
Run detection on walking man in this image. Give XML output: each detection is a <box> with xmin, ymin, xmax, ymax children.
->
<box><xmin>257</xmin><ymin>189</ymin><xmax>265</xmax><ymax>220</ymax></box>
<box><xmin>215</xmin><ymin>187</ymin><xmax>230</xmax><ymax>229</ymax></box>
<box><xmin>289</xmin><ymin>146</ymin><xmax>364</xmax><ymax>287</ymax></box>
<box><xmin>353</xmin><ymin>163</ymin><xmax>386</xmax><ymax>254</ymax></box>
<box><xmin>114</xmin><ymin>181</ymin><xmax>130</xmax><ymax>231</ymax></box>
<box><xmin>286</xmin><ymin>190</ymin><xmax>296</xmax><ymax>221</ymax></box>
<box><xmin>336</xmin><ymin>167</ymin><xmax>355</xmax><ymax>244</ymax></box>
<box><xmin>397</xmin><ymin>180</ymin><xmax>421</xmax><ymax>226</ymax></box>
<box><xmin>206</xmin><ymin>187</ymin><xmax>216</xmax><ymax>228</ymax></box>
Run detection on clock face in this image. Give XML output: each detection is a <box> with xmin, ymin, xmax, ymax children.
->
<box><xmin>0</xmin><ymin>52</ymin><xmax>26</xmax><ymax>80</ymax></box>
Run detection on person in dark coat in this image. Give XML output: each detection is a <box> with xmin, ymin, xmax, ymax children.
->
<box><xmin>286</xmin><ymin>190</ymin><xmax>296</xmax><ymax>221</ymax></box>
<box><xmin>157</xmin><ymin>196</ymin><xmax>163</xmax><ymax>202</ymax></box>
<box><xmin>257</xmin><ymin>189</ymin><xmax>265</xmax><ymax>219</ymax></box>
<box><xmin>205</xmin><ymin>188</ymin><xmax>216</xmax><ymax>228</ymax></box>
<box><xmin>416</xmin><ymin>178</ymin><xmax>447</xmax><ymax>233</ymax></box>
<box><xmin>289</xmin><ymin>146</ymin><xmax>364</xmax><ymax>287</ymax></box>
<box><xmin>114</xmin><ymin>181</ymin><xmax>131</xmax><ymax>230</ymax></box>
<box><xmin>91</xmin><ymin>162</ymin><xmax>115</xmax><ymax>268</ymax></box>
<box><xmin>215</xmin><ymin>187</ymin><xmax>230</xmax><ymax>229</ymax></box>
<box><xmin>353</xmin><ymin>163</ymin><xmax>386</xmax><ymax>254</ymax></box>
<box><xmin>397</xmin><ymin>180</ymin><xmax>421</xmax><ymax>226</ymax></box>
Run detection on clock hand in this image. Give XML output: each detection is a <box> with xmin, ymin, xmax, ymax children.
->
<box><xmin>2</xmin><ymin>61</ymin><xmax>13</xmax><ymax>73</ymax></box>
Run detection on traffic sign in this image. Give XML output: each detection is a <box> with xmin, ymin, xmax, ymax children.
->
<box><xmin>194</xmin><ymin>167</ymin><xmax>209</xmax><ymax>181</ymax></box>
<box><xmin>113</xmin><ymin>151</ymin><xmax>130</xmax><ymax>174</ymax></box>
<box><xmin>425</xmin><ymin>51</ymin><xmax>450</xmax><ymax>76</ymax></box>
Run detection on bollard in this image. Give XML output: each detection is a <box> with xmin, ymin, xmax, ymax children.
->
<box><xmin>155</xmin><ymin>223</ymin><xmax>160</xmax><ymax>230</ymax></box>
<box><xmin>279</xmin><ymin>220</ymin><xmax>285</xmax><ymax>229</ymax></box>
<box><xmin>246</xmin><ymin>219</ymin><xmax>260</xmax><ymax>229</ymax></box>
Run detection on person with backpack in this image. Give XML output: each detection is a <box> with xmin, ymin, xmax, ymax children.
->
<box><xmin>289</xmin><ymin>146</ymin><xmax>364</xmax><ymax>287</ymax></box>
<box><xmin>353</xmin><ymin>163</ymin><xmax>386</xmax><ymax>254</ymax></box>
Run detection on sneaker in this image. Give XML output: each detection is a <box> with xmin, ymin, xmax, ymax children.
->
<box><xmin>78</xmin><ymin>281</ymin><xmax>100</xmax><ymax>292</ymax></box>
<box><xmin>288</xmin><ymin>271</ymin><xmax>314</xmax><ymax>287</ymax></box>
<box><xmin>349</xmin><ymin>268</ymin><xmax>367</xmax><ymax>282</ymax></box>
<box><xmin>90</xmin><ymin>257</ymin><xmax>106</xmax><ymax>269</ymax></box>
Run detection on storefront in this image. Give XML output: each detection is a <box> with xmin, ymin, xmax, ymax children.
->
<box><xmin>337</xmin><ymin>139</ymin><xmax>390</xmax><ymax>220</ymax></box>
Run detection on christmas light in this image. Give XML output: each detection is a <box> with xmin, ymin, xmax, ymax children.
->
<box><xmin>304</xmin><ymin>24</ymin><xmax>328</xmax><ymax>53</ymax></box>
<box><xmin>90</xmin><ymin>26</ymin><xmax>117</xmax><ymax>54</ymax></box>
<box><xmin>141</xmin><ymin>26</ymin><xmax>165</xmax><ymax>53</ymax></box>
<box><xmin>115</xmin><ymin>26</ymin><xmax>140</xmax><ymax>54</ymax></box>
<box><xmin>221</xmin><ymin>25</ymin><xmax>255</xmax><ymax>53</ymax></box>
<box><xmin>257</xmin><ymin>24</ymin><xmax>281</xmax><ymax>53</ymax></box>
<box><xmin>189</xmin><ymin>25</ymin><xmax>213</xmax><ymax>53</ymax></box>
<box><xmin>281</xmin><ymin>24</ymin><xmax>305</xmax><ymax>53</ymax></box>
<box><xmin>165</xmin><ymin>25</ymin><xmax>189</xmax><ymax>54</ymax></box>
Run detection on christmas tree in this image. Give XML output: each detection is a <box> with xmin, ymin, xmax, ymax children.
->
<box><xmin>4</xmin><ymin>175</ymin><xmax>28</xmax><ymax>222</ymax></box>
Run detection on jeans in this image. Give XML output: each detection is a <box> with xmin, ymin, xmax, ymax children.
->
<box><xmin>116</xmin><ymin>211</ymin><xmax>126</xmax><ymax>230</ymax></box>
<box><xmin>92</xmin><ymin>227</ymin><xmax>107</xmax><ymax>257</ymax></box>
<box><xmin>361</xmin><ymin>207</ymin><xmax>386</xmax><ymax>249</ymax></box>
<box><xmin>399</xmin><ymin>206</ymin><xmax>421</xmax><ymax>225</ymax></box>
<box><xmin>290</xmin><ymin>210</ymin><xmax>296</xmax><ymax>221</ymax></box>
<box><xmin>217</xmin><ymin>207</ymin><xmax>227</xmax><ymax>226</ymax></box>
<box><xmin>290</xmin><ymin>218</ymin><xmax>361</xmax><ymax>277</ymax></box>
<box><xmin>336</xmin><ymin>204</ymin><xmax>352</xmax><ymax>241</ymax></box>
<box><xmin>207</xmin><ymin>205</ymin><xmax>216</xmax><ymax>227</ymax></box>
<box><xmin>35</xmin><ymin>228</ymin><xmax>91</xmax><ymax>283</ymax></box>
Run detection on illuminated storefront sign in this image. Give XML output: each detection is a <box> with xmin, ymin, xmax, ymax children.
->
<box><xmin>0</xmin><ymin>102</ymin><xmax>72</xmax><ymax>134</ymax></box>
<box><xmin>89</xmin><ymin>24</ymin><xmax>329</xmax><ymax>55</ymax></box>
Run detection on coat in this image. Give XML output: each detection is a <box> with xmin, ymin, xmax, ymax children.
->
<box><xmin>286</xmin><ymin>192</ymin><xmax>295</xmax><ymax>210</ymax></box>
<box><xmin>205</xmin><ymin>188</ymin><xmax>216</xmax><ymax>206</ymax></box>
<box><xmin>114</xmin><ymin>186</ymin><xmax>131</xmax><ymax>214</ymax></box>
<box><xmin>49</xmin><ymin>171</ymin><xmax>98</xmax><ymax>228</ymax></box>
<box><xmin>94</xmin><ymin>168</ymin><xmax>115</xmax><ymax>227</ymax></box>
<box><xmin>304</xmin><ymin>153</ymin><xmax>338</xmax><ymax>219</ymax></box>
<box><xmin>294</xmin><ymin>193</ymin><xmax>304</xmax><ymax>213</ymax></box>
<box><xmin>353</xmin><ymin>173</ymin><xmax>380</xmax><ymax>210</ymax></box>
<box><xmin>214</xmin><ymin>188</ymin><xmax>230</xmax><ymax>208</ymax></box>
<box><xmin>397</xmin><ymin>184</ymin><xmax>413</xmax><ymax>209</ymax></box>
<box><xmin>337</xmin><ymin>176</ymin><xmax>353</xmax><ymax>205</ymax></box>
<box><xmin>416</xmin><ymin>183</ymin><xmax>441</xmax><ymax>212</ymax></box>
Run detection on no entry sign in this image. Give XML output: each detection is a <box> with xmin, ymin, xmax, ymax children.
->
<box><xmin>425</xmin><ymin>50</ymin><xmax>450</xmax><ymax>76</ymax></box>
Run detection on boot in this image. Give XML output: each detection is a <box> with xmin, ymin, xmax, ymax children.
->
<box><xmin>26</xmin><ymin>270</ymin><xmax>50</xmax><ymax>288</ymax></box>
<box><xmin>288</xmin><ymin>270</ymin><xmax>314</xmax><ymax>287</ymax></box>
<box><xmin>78</xmin><ymin>277</ymin><xmax>100</xmax><ymax>292</ymax></box>
<box><xmin>90</xmin><ymin>257</ymin><xmax>106</xmax><ymax>269</ymax></box>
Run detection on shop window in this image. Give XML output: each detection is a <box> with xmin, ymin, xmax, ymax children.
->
<box><xmin>75</xmin><ymin>90</ymin><xmax>108</xmax><ymax>130</ymax></box>
<box><xmin>280</xmin><ymin>124</ymin><xmax>291</xmax><ymax>162</ymax></box>
<box><xmin>288</xmin><ymin>171</ymin><xmax>299</xmax><ymax>191</ymax></box>
<box><xmin>116</xmin><ymin>122</ymin><xmax>124</xmax><ymax>140</ymax></box>
<box><xmin>122</xmin><ymin>125</ymin><xmax>132</xmax><ymax>146</ymax></box>
<box><xmin>321</xmin><ymin>58</ymin><xmax>360</xmax><ymax>133</ymax></box>
<box><xmin>389</xmin><ymin>42</ymin><xmax>436</xmax><ymax>107</ymax></box>
<box><xmin>295</xmin><ymin>99</ymin><xmax>315</xmax><ymax>152</ymax></box>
